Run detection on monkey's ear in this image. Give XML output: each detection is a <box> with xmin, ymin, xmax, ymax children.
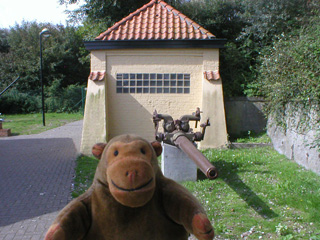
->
<box><xmin>151</xmin><ymin>141</ymin><xmax>162</xmax><ymax>157</ymax></box>
<box><xmin>92</xmin><ymin>143</ymin><xmax>107</xmax><ymax>159</ymax></box>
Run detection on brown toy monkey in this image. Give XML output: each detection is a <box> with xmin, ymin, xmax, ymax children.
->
<box><xmin>45</xmin><ymin>134</ymin><xmax>214</xmax><ymax>240</ymax></box>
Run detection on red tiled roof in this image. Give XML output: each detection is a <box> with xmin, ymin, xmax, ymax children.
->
<box><xmin>96</xmin><ymin>0</ymin><xmax>215</xmax><ymax>41</ymax></box>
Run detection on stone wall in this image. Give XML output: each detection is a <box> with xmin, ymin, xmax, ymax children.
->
<box><xmin>224</xmin><ymin>97</ymin><xmax>267</xmax><ymax>137</ymax></box>
<box><xmin>267</xmin><ymin>104</ymin><xmax>320</xmax><ymax>174</ymax></box>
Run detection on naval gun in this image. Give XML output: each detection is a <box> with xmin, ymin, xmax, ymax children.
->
<box><xmin>153</xmin><ymin>108</ymin><xmax>218</xmax><ymax>180</ymax></box>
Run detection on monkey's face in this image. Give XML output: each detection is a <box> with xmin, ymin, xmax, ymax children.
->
<box><xmin>104</xmin><ymin>140</ymin><xmax>156</xmax><ymax>208</ymax></box>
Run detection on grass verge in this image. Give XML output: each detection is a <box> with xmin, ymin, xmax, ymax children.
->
<box><xmin>1</xmin><ymin>112</ymin><xmax>83</xmax><ymax>135</ymax></box>
<box><xmin>72</xmin><ymin>155</ymin><xmax>99</xmax><ymax>199</ymax></box>
<box><xmin>72</xmin><ymin>147</ymin><xmax>320</xmax><ymax>239</ymax></box>
<box><xmin>230</xmin><ymin>131</ymin><xmax>271</xmax><ymax>144</ymax></box>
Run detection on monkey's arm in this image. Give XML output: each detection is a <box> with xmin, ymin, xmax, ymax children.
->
<box><xmin>161</xmin><ymin>177</ymin><xmax>214</xmax><ymax>240</ymax></box>
<box><xmin>45</xmin><ymin>196</ymin><xmax>92</xmax><ymax>240</ymax></box>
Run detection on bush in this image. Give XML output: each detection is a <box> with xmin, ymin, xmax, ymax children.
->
<box><xmin>0</xmin><ymin>89</ymin><xmax>40</xmax><ymax>114</ymax></box>
<box><xmin>46</xmin><ymin>83</ymin><xmax>85</xmax><ymax>113</ymax></box>
<box><xmin>253</xmin><ymin>16</ymin><xmax>320</xmax><ymax>151</ymax></box>
<box><xmin>255</xmin><ymin>16</ymin><xmax>320</xmax><ymax>117</ymax></box>
<box><xmin>0</xmin><ymin>84</ymin><xmax>85</xmax><ymax>114</ymax></box>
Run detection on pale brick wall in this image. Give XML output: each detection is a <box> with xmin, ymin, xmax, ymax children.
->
<box><xmin>81</xmin><ymin>48</ymin><xmax>228</xmax><ymax>155</ymax></box>
<box><xmin>106</xmin><ymin>49</ymin><xmax>203</xmax><ymax>141</ymax></box>
<box><xmin>200</xmin><ymin>49</ymin><xmax>228</xmax><ymax>149</ymax></box>
<box><xmin>80</xmin><ymin>51</ymin><xmax>107</xmax><ymax>154</ymax></box>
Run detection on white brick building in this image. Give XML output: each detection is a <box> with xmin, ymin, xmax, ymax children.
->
<box><xmin>81</xmin><ymin>0</ymin><xmax>227</xmax><ymax>154</ymax></box>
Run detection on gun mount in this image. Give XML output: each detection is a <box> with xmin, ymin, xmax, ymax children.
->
<box><xmin>153</xmin><ymin>108</ymin><xmax>218</xmax><ymax>180</ymax></box>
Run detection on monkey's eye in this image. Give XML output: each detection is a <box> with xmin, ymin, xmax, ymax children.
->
<box><xmin>114</xmin><ymin>150</ymin><xmax>119</xmax><ymax>156</ymax></box>
<box><xmin>140</xmin><ymin>148</ymin><xmax>146</xmax><ymax>155</ymax></box>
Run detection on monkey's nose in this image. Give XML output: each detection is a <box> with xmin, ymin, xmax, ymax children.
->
<box><xmin>126</xmin><ymin>170</ymin><xmax>138</xmax><ymax>184</ymax></box>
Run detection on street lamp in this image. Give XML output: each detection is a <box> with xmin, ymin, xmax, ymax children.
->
<box><xmin>39</xmin><ymin>28</ymin><xmax>51</xmax><ymax>126</ymax></box>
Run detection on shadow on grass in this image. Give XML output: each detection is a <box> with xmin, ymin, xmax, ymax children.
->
<box><xmin>198</xmin><ymin>160</ymin><xmax>278</xmax><ymax>219</ymax></box>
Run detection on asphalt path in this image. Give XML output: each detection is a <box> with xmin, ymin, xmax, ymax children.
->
<box><xmin>0</xmin><ymin>120</ymin><xmax>83</xmax><ymax>240</ymax></box>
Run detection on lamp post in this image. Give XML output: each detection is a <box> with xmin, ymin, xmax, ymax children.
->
<box><xmin>39</xmin><ymin>28</ymin><xmax>51</xmax><ymax>126</ymax></box>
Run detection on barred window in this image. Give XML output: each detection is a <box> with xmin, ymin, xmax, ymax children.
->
<box><xmin>116</xmin><ymin>73</ymin><xmax>190</xmax><ymax>94</ymax></box>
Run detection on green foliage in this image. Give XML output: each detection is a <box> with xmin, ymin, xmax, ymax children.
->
<box><xmin>0</xmin><ymin>21</ymin><xmax>89</xmax><ymax>114</ymax></box>
<box><xmin>0</xmin><ymin>21</ymin><xmax>90</xmax><ymax>92</ymax></box>
<box><xmin>219</xmin><ymin>42</ymin><xmax>254</xmax><ymax>96</ymax></box>
<box><xmin>233</xmin><ymin>0</ymin><xmax>319</xmax><ymax>97</ymax></box>
<box><xmin>0</xmin><ymin>82</ymin><xmax>86</xmax><ymax>114</ymax></box>
<box><xmin>240</xmin><ymin>0</ymin><xmax>318</xmax><ymax>47</ymax></box>
<box><xmin>3</xmin><ymin>22</ymin><xmax>45</xmax><ymax>94</ymax></box>
<box><xmin>46</xmin><ymin>83</ymin><xmax>86</xmax><ymax>113</ymax></box>
<box><xmin>0</xmin><ymin>29</ymin><xmax>10</xmax><ymax>53</ymax></box>
<box><xmin>255</xmin><ymin>16</ymin><xmax>320</xmax><ymax>116</ymax></box>
<box><xmin>178</xmin><ymin>0</ymin><xmax>246</xmax><ymax>40</ymax></box>
<box><xmin>0</xmin><ymin>89</ymin><xmax>40</xmax><ymax>114</ymax></box>
<box><xmin>44</xmin><ymin>25</ymin><xmax>90</xmax><ymax>88</ymax></box>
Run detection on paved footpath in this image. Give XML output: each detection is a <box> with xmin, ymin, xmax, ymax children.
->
<box><xmin>0</xmin><ymin>120</ymin><xmax>83</xmax><ymax>240</ymax></box>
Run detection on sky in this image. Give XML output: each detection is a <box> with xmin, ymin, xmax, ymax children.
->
<box><xmin>0</xmin><ymin>0</ymin><xmax>83</xmax><ymax>29</ymax></box>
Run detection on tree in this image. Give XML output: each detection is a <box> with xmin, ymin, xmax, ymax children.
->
<box><xmin>177</xmin><ymin>0</ymin><xmax>249</xmax><ymax>96</ymax></box>
<box><xmin>240</xmin><ymin>0</ymin><xmax>318</xmax><ymax>46</ymax></box>
<box><xmin>255</xmin><ymin>16</ymin><xmax>320</xmax><ymax>151</ymax></box>
<box><xmin>0</xmin><ymin>22</ymin><xmax>89</xmax><ymax>93</ymax></box>
<box><xmin>225</xmin><ymin>0</ymin><xmax>319</xmax><ymax>96</ymax></box>
<box><xmin>256</xmin><ymin>16</ymin><xmax>320</xmax><ymax>113</ymax></box>
<box><xmin>0</xmin><ymin>22</ymin><xmax>90</xmax><ymax>113</ymax></box>
<box><xmin>178</xmin><ymin>0</ymin><xmax>246</xmax><ymax>40</ymax></box>
<box><xmin>0</xmin><ymin>29</ymin><xmax>10</xmax><ymax>53</ymax></box>
<box><xmin>61</xmin><ymin>0</ymin><xmax>151</xmax><ymax>39</ymax></box>
<box><xmin>0</xmin><ymin>29</ymin><xmax>16</xmax><ymax>89</ymax></box>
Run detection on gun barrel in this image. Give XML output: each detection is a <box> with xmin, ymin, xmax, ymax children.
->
<box><xmin>174</xmin><ymin>135</ymin><xmax>218</xmax><ymax>180</ymax></box>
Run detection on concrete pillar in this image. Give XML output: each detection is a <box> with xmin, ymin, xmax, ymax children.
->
<box><xmin>161</xmin><ymin>143</ymin><xmax>197</xmax><ymax>182</ymax></box>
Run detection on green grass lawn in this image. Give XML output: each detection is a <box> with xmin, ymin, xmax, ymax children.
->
<box><xmin>1</xmin><ymin>112</ymin><xmax>83</xmax><ymax>135</ymax></box>
<box><xmin>231</xmin><ymin>131</ymin><xmax>272</xmax><ymax>144</ymax></box>
<box><xmin>73</xmin><ymin>147</ymin><xmax>320</xmax><ymax>239</ymax></box>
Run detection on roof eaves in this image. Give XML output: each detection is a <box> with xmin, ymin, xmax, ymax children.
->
<box><xmin>84</xmin><ymin>39</ymin><xmax>227</xmax><ymax>51</ymax></box>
